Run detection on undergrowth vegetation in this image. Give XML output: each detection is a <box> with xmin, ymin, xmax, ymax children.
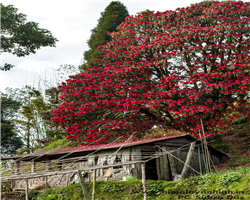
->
<box><xmin>29</xmin><ymin>166</ymin><xmax>250</xmax><ymax>200</ymax></box>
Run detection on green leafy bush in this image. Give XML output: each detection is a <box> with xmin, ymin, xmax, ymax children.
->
<box><xmin>218</xmin><ymin>172</ymin><xmax>242</xmax><ymax>187</ymax></box>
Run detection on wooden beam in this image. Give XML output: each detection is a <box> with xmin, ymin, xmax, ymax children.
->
<box><xmin>45</xmin><ymin>159</ymin><xmax>51</xmax><ymax>171</ymax></box>
<box><xmin>15</xmin><ymin>161</ymin><xmax>20</xmax><ymax>175</ymax></box>
<box><xmin>155</xmin><ymin>147</ymin><xmax>161</xmax><ymax>180</ymax></box>
<box><xmin>141</xmin><ymin>163</ymin><xmax>147</xmax><ymax>200</ymax></box>
<box><xmin>167</xmin><ymin>147</ymin><xmax>177</xmax><ymax>178</ymax></box>
<box><xmin>0</xmin><ymin>181</ymin><xmax>2</xmax><ymax>200</ymax></box>
<box><xmin>31</xmin><ymin>160</ymin><xmax>36</xmax><ymax>173</ymax></box>
<box><xmin>198</xmin><ymin>146</ymin><xmax>202</xmax><ymax>175</ymax></box>
<box><xmin>162</xmin><ymin>146</ymin><xmax>171</xmax><ymax>181</ymax></box>
<box><xmin>180</xmin><ymin>142</ymin><xmax>196</xmax><ymax>180</ymax></box>
<box><xmin>77</xmin><ymin>170</ymin><xmax>90</xmax><ymax>200</ymax></box>
<box><xmin>57</xmin><ymin>163</ymin><xmax>62</xmax><ymax>171</ymax></box>
<box><xmin>25</xmin><ymin>179</ymin><xmax>29</xmax><ymax>200</ymax></box>
<box><xmin>92</xmin><ymin>169</ymin><xmax>96</xmax><ymax>200</ymax></box>
<box><xmin>131</xmin><ymin>147</ymin><xmax>142</xmax><ymax>179</ymax></box>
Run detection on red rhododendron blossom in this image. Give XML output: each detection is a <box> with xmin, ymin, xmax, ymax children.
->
<box><xmin>51</xmin><ymin>1</ymin><xmax>250</xmax><ymax>146</ymax></box>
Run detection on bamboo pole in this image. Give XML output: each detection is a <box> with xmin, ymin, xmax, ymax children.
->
<box><xmin>0</xmin><ymin>180</ymin><xmax>2</xmax><ymax>200</ymax></box>
<box><xmin>25</xmin><ymin>179</ymin><xmax>29</xmax><ymax>200</ymax></box>
<box><xmin>198</xmin><ymin>146</ymin><xmax>202</xmax><ymax>175</ymax></box>
<box><xmin>141</xmin><ymin>163</ymin><xmax>147</xmax><ymax>200</ymax></box>
<box><xmin>77</xmin><ymin>170</ymin><xmax>90</xmax><ymax>200</ymax></box>
<box><xmin>31</xmin><ymin>160</ymin><xmax>36</xmax><ymax>173</ymax></box>
<box><xmin>180</xmin><ymin>141</ymin><xmax>196</xmax><ymax>180</ymax></box>
<box><xmin>199</xmin><ymin>130</ymin><xmax>208</xmax><ymax>174</ymax></box>
<box><xmin>92</xmin><ymin>169</ymin><xmax>96</xmax><ymax>200</ymax></box>
<box><xmin>200</xmin><ymin>119</ymin><xmax>211</xmax><ymax>173</ymax></box>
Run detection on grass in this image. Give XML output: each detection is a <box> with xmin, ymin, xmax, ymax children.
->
<box><xmin>28</xmin><ymin>166</ymin><xmax>250</xmax><ymax>200</ymax></box>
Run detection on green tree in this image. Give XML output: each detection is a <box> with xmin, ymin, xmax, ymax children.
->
<box><xmin>0</xmin><ymin>4</ymin><xmax>58</xmax><ymax>71</ymax></box>
<box><xmin>0</xmin><ymin>95</ymin><xmax>23</xmax><ymax>156</ymax></box>
<box><xmin>79</xmin><ymin>1</ymin><xmax>129</xmax><ymax>71</ymax></box>
<box><xmin>5</xmin><ymin>85</ymin><xmax>68</xmax><ymax>154</ymax></box>
<box><xmin>4</xmin><ymin>86</ymin><xmax>49</xmax><ymax>153</ymax></box>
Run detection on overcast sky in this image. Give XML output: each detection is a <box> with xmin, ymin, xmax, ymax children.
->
<box><xmin>1</xmin><ymin>0</ymin><xmax>204</xmax><ymax>93</ymax></box>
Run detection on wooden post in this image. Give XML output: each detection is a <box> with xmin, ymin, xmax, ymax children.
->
<box><xmin>0</xmin><ymin>182</ymin><xmax>3</xmax><ymax>200</ymax></box>
<box><xmin>198</xmin><ymin>146</ymin><xmax>202</xmax><ymax>175</ymax></box>
<box><xmin>141</xmin><ymin>163</ymin><xmax>147</xmax><ymax>200</ymax></box>
<box><xmin>162</xmin><ymin>146</ymin><xmax>171</xmax><ymax>181</ymax></box>
<box><xmin>92</xmin><ymin>169</ymin><xmax>96</xmax><ymax>200</ymax></box>
<box><xmin>45</xmin><ymin>159</ymin><xmax>51</xmax><ymax>171</ymax></box>
<box><xmin>167</xmin><ymin>147</ymin><xmax>177</xmax><ymax>179</ymax></box>
<box><xmin>155</xmin><ymin>146</ymin><xmax>162</xmax><ymax>180</ymax></box>
<box><xmin>57</xmin><ymin>163</ymin><xmax>62</xmax><ymax>171</ymax></box>
<box><xmin>31</xmin><ymin>160</ymin><xmax>36</xmax><ymax>173</ymax></box>
<box><xmin>77</xmin><ymin>170</ymin><xmax>90</xmax><ymax>200</ymax></box>
<box><xmin>15</xmin><ymin>161</ymin><xmax>20</xmax><ymax>175</ymax></box>
<box><xmin>180</xmin><ymin>141</ymin><xmax>196</xmax><ymax>180</ymax></box>
<box><xmin>25</xmin><ymin>179</ymin><xmax>29</xmax><ymax>200</ymax></box>
<box><xmin>131</xmin><ymin>148</ymin><xmax>142</xmax><ymax>179</ymax></box>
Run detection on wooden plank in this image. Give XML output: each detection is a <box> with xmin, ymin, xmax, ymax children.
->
<box><xmin>31</xmin><ymin>161</ymin><xmax>36</xmax><ymax>173</ymax></box>
<box><xmin>77</xmin><ymin>170</ymin><xmax>90</xmax><ymax>200</ymax></box>
<box><xmin>92</xmin><ymin>169</ymin><xmax>96</xmax><ymax>200</ymax></box>
<box><xmin>15</xmin><ymin>161</ymin><xmax>20</xmax><ymax>174</ymax></box>
<box><xmin>121</xmin><ymin>148</ymin><xmax>130</xmax><ymax>174</ymax></box>
<box><xmin>162</xmin><ymin>146</ymin><xmax>171</xmax><ymax>181</ymax></box>
<box><xmin>198</xmin><ymin>146</ymin><xmax>202</xmax><ymax>175</ymax></box>
<box><xmin>181</xmin><ymin>142</ymin><xmax>196</xmax><ymax>179</ymax></box>
<box><xmin>141</xmin><ymin>163</ymin><xmax>147</xmax><ymax>200</ymax></box>
<box><xmin>97</xmin><ymin>155</ymin><xmax>107</xmax><ymax>177</ymax></box>
<box><xmin>131</xmin><ymin>147</ymin><xmax>142</xmax><ymax>179</ymax></box>
<box><xmin>25</xmin><ymin>179</ymin><xmax>28</xmax><ymax>200</ymax></box>
<box><xmin>155</xmin><ymin>147</ymin><xmax>161</xmax><ymax>180</ymax></box>
<box><xmin>159</xmin><ymin>147</ymin><xmax>164</xmax><ymax>180</ymax></box>
<box><xmin>107</xmin><ymin>154</ymin><xmax>116</xmax><ymax>176</ymax></box>
<box><xmin>138</xmin><ymin>144</ymin><xmax>156</xmax><ymax>149</ymax></box>
<box><xmin>0</xmin><ymin>182</ymin><xmax>3</xmax><ymax>200</ymax></box>
<box><xmin>155</xmin><ymin>157</ymin><xmax>161</xmax><ymax>180</ymax></box>
<box><xmin>121</xmin><ymin>148</ymin><xmax>130</xmax><ymax>162</ymax></box>
<box><xmin>171</xmin><ymin>149</ymin><xmax>182</xmax><ymax>174</ymax></box>
<box><xmin>87</xmin><ymin>155</ymin><xmax>95</xmax><ymax>167</ymax></box>
<box><xmin>45</xmin><ymin>159</ymin><xmax>51</xmax><ymax>171</ymax></box>
<box><xmin>167</xmin><ymin>147</ymin><xmax>177</xmax><ymax>178</ymax></box>
<box><xmin>57</xmin><ymin>163</ymin><xmax>62</xmax><ymax>171</ymax></box>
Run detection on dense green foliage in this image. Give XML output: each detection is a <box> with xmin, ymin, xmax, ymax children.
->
<box><xmin>2</xmin><ymin>86</ymin><xmax>59</xmax><ymax>154</ymax></box>
<box><xmin>0</xmin><ymin>4</ymin><xmax>58</xmax><ymax>70</ymax></box>
<box><xmin>0</xmin><ymin>96</ymin><xmax>23</xmax><ymax>156</ymax></box>
<box><xmin>79</xmin><ymin>1</ymin><xmax>129</xmax><ymax>71</ymax></box>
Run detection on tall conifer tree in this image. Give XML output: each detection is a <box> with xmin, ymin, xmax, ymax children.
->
<box><xmin>79</xmin><ymin>1</ymin><xmax>129</xmax><ymax>71</ymax></box>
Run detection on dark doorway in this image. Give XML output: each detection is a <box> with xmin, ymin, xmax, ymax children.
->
<box><xmin>145</xmin><ymin>158</ymin><xmax>158</xmax><ymax>180</ymax></box>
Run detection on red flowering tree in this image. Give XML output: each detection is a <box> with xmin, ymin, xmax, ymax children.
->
<box><xmin>52</xmin><ymin>1</ymin><xmax>250</xmax><ymax>145</ymax></box>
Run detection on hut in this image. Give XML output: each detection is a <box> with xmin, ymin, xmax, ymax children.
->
<box><xmin>1</xmin><ymin>135</ymin><xmax>228</xmax><ymax>190</ymax></box>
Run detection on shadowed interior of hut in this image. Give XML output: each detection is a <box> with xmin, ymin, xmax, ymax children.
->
<box><xmin>145</xmin><ymin>158</ymin><xmax>158</xmax><ymax>180</ymax></box>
